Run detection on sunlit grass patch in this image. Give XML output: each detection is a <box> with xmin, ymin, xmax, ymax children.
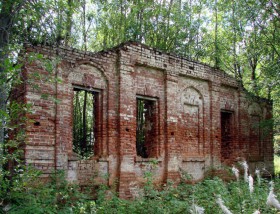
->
<box><xmin>274</xmin><ymin>155</ymin><xmax>280</xmax><ymax>175</ymax></box>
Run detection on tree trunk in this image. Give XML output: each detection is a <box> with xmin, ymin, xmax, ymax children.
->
<box><xmin>82</xmin><ymin>0</ymin><xmax>87</xmax><ymax>51</ymax></box>
<box><xmin>214</xmin><ymin>0</ymin><xmax>220</xmax><ymax>68</ymax></box>
<box><xmin>0</xmin><ymin>2</ymin><xmax>14</xmax><ymax>167</ymax></box>
<box><xmin>81</xmin><ymin>91</ymin><xmax>88</xmax><ymax>155</ymax></box>
<box><xmin>164</xmin><ymin>0</ymin><xmax>173</xmax><ymax>51</ymax></box>
<box><xmin>65</xmin><ymin>0</ymin><xmax>73</xmax><ymax>46</ymax></box>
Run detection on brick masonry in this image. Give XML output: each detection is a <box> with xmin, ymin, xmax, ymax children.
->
<box><xmin>19</xmin><ymin>41</ymin><xmax>273</xmax><ymax>199</ymax></box>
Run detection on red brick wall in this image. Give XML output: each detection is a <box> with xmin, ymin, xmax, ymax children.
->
<box><xmin>21</xmin><ymin>41</ymin><xmax>274</xmax><ymax>199</ymax></box>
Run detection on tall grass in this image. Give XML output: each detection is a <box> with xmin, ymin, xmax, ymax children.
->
<box><xmin>2</xmin><ymin>166</ymin><xmax>280</xmax><ymax>213</ymax></box>
<box><xmin>93</xmin><ymin>174</ymin><xmax>280</xmax><ymax>214</ymax></box>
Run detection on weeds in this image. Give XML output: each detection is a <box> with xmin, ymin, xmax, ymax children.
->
<box><xmin>1</xmin><ymin>164</ymin><xmax>280</xmax><ymax>213</ymax></box>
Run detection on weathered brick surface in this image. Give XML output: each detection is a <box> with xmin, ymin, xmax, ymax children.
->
<box><xmin>19</xmin><ymin>41</ymin><xmax>273</xmax><ymax>198</ymax></box>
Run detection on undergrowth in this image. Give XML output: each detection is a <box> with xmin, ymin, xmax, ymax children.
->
<box><xmin>94</xmin><ymin>176</ymin><xmax>280</xmax><ymax>214</ymax></box>
<box><xmin>1</xmin><ymin>167</ymin><xmax>280</xmax><ymax>214</ymax></box>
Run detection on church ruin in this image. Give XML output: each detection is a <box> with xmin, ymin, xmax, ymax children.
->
<box><xmin>19</xmin><ymin>41</ymin><xmax>273</xmax><ymax>198</ymax></box>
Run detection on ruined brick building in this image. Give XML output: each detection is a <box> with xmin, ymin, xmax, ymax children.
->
<box><xmin>19</xmin><ymin>41</ymin><xmax>273</xmax><ymax>198</ymax></box>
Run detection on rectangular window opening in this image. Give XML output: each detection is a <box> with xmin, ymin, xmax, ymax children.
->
<box><xmin>221</xmin><ymin>111</ymin><xmax>233</xmax><ymax>161</ymax></box>
<box><xmin>136</xmin><ymin>97</ymin><xmax>157</xmax><ymax>158</ymax></box>
<box><xmin>73</xmin><ymin>88</ymin><xmax>99</xmax><ymax>158</ymax></box>
<box><xmin>250</xmin><ymin>115</ymin><xmax>261</xmax><ymax>158</ymax></box>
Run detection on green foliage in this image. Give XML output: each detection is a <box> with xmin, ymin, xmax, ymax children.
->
<box><xmin>89</xmin><ymin>172</ymin><xmax>280</xmax><ymax>214</ymax></box>
<box><xmin>0</xmin><ymin>169</ymin><xmax>96</xmax><ymax>214</ymax></box>
<box><xmin>2</xmin><ymin>168</ymin><xmax>280</xmax><ymax>213</ymax></box>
